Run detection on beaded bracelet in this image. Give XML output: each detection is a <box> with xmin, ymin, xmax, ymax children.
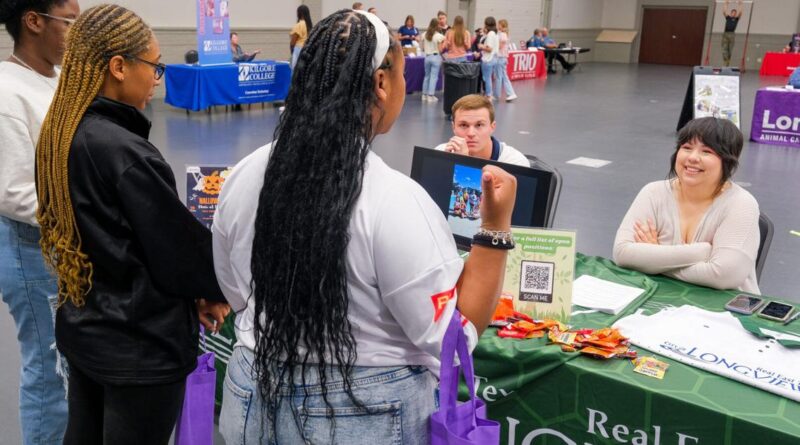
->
<box><xmin>472</xmin><ymin>228</ymin><xmax>515</xmax><ymax>250</ymax></box>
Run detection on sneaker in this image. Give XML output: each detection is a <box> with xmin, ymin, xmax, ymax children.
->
<box><xmin>421</xmin><ymin>94</ymin><xmax>429</xmax><ymax>102</ymax></box>
<box><xmin>428</xmin><ymin>95</ymin><xmax>439</xmax><ymax>102</ymax></box>
<box><xmin>565</xmin><ymin>63</ymin><xmax>575</xmax><ymax>73</ymax></box>
<box><xmin>506</xmin><ymin>94</ymin><xmax>518</xmax><ymax>102</ymax></box>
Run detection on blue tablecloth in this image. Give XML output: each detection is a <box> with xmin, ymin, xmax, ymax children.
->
<box><xmin>165</xmin><ymin>61</ymin><xmax>291</xmax><ymax>111</ymax></box>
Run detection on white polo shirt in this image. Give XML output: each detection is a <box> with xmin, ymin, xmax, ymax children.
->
<box><xmin>212</xmin><ymin>144</ymin><xmax>478</xmax><ymax>375</ymax></box>
<box><xmin>434</xmin><ymin>140</ymin><xmax>531</xmax><ymax>167</ymax></box>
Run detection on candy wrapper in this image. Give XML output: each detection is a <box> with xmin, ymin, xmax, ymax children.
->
<box><xmin>633</xmin><ymin>356</ymin><xmax>670</xmax><ymax>379</ymax></box>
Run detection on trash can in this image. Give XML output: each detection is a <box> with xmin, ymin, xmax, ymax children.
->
<box><xmin>442</xmin><ymin>61</ymin><xmax>481</xmax><ymax>118</ymax></box>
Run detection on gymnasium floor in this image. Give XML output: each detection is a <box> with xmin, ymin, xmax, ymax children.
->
<box><xmin>0</xmin><ymin>62</ymin><xmax>797</xmax><ymax>443</ymax></box>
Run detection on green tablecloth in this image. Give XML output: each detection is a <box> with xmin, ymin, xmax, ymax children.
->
<box><xmin>468</xmin><ymin>254</ymin><xmax>800</xmax><ymax>445</ymax></box>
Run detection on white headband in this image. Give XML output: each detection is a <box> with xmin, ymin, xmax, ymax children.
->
<box><xmin>354</xmin><ymin>10</ymin><xmax>390</xmax><ymax>71</ymax></box>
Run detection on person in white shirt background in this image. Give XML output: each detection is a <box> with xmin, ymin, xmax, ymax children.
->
<box><xmin>437</xmin><ymin>94</ymin><xmax>531</xmax><ymax>167</ymax></box>
<box><xmin>0</xmin><ymin>0</ymin><xmax>80</xmax><ymax>443</ymax></box>
<box><xmin>478</xmin><ymin>16</ymin><xmax>500</xmax><ymax>100</ymax></box>
<box><xmin>494</xmin><ymin>19</ymin><xmax>518</xmax><ymax>102</ymax></box>
<box><xmin>212</xmin><ymin>9</ymin><xmax>517</xmax><ymax>444</ymax></box>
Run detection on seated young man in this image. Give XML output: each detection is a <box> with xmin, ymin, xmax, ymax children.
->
<box><xmin>435</xmin><ymin>94</ymin><xmax>530</xmax><ymax>167</ymax></box>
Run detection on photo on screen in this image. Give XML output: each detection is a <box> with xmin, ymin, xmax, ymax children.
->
<box><xmin>447</xmin><ymin>165</ymin><xmax>483</xmax><ymax>239</ymax></box>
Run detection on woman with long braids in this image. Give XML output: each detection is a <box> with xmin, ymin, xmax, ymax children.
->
<box><xmin>214</xmin><ymin>9</ymin><xmax>517</xmax><ymax>444</ymax></box>
<box><xmin>36</xmin><ymin>5</ymin><xmax>229</xmax><ymax>443</ymax></box>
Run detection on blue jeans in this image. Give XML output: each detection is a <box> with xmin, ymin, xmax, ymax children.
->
<box><xmin>0</xmin><ymin>216</ymin><xmax>67</xmax><ymax>445</ymax></box>
<box><xmin>445</xmin><ymin>56</ymin><xmax>467</xmax><ymax>63</ymax></box>
<box><xmin>220</xmin><ymin>347</ymin><xmax>439</xmax><ymax>445</ymax></box>
<box><xmin>493</xmin><ymin>56</ymin><xmax>516</xmax><ymax>99</ymax></box>
<box><xmin>481</xmin><ymin>58</ymin><xmax>498</xmax><ymax>98</ymax></box>
<box><xmin>423</xmin><ymin>55</ymin><xmax>442</xmax><ymax>96</ymax></box>
<box><xmin>291</xmin><ymin>46</ymin><xmax>302</xmax><ymax>69</ymax></box>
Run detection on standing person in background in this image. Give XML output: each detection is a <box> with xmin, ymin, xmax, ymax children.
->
<box><xmin>494</xmin><ymin>19</ymin><xmax>517</xmax><ymax>102</ymax></box>
<box><xmin>214</xmin><ymin>9</ymin><xmax>517</xmax><ymax>444</ymax></box>
<box><xmin>352</xmin><ymin>2</ymin><xmax>363</xmax><ymax>10</ymax></box>
<box><xmin>721</xmin><ymin>0</ymin><xmax>743</xmax><ymax>67</ymax></box>
<box><xmin>478</xmin><ymin>17</ymin><xmax>499</xmax><ymax>101</ymax></box>
<box><xmin>398</xmin><ymin>15</ymin><xmax>419</xmax><ymax>48</ymax></box>
<box><xmin>437</xmin><ymin>10</ymin><xmax>449</xmax><ymax>35</ymax></box>
<box><xmin>230</xmin><ymin>31</ymin><xmax>260</xmax><ymax>62</ymax></box>
<box><xmin>290</xmin><ymin>5</ymin><xmax>312</xmax><ymax>69</ymax></box>
<box><xmin>442</xmin><ymin>15</ymin><xmax>470</xmax><ymax>62</ymax></box>
<box><xmin>36</xmin><ymin>5</ymin><xmax>230</xmax><ymax>443</ymax></box>
<box><xmin>0</xmin><ymin>1</ymin><xmax>80</xmax><ymax>444</ymax></box>
<box><xmin>422</xmin><ymin>17</ymin><xmax>445</xmax><ymax>102</ymax></box>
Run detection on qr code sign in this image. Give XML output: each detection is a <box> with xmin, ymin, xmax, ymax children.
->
<box><xmin>518</xmin><ymin>261</ymin><xmax>554</xmax><ymax>303</ymax></box>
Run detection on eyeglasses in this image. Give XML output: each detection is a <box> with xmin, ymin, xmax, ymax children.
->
<box><xmin>124</xmin><ymin>54</ymin><xmax>167</xmax><ymax>80</ymax></box>
<box><xmin>36</xmin><ymin>12</ymin><xmax>76</xmax><ymax>26</ymax></box>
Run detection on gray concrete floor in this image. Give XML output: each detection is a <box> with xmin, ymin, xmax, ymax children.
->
<box><xmin>1</xmin><ymin>62</ymin><xmax>798</xmax><ymax>444</ymax></box>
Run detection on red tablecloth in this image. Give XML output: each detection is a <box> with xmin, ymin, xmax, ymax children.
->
<box><xmin>506</xmin><ymin>50</ymin><xmax>547</xmax><ymax>80</ymax></box>
<box><xmin>759</xmin><ymin>52</ymin><xmax>800</xmax><ymax>76</ymax></box>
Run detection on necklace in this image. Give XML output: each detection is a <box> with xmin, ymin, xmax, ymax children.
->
<box><xmin>9</xmin><ymin>53</ymin><xmax>59</xmax><ymax>88</ymax></box>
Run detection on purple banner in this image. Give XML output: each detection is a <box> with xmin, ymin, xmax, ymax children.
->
<box><xmin>750</xmin><ymin>88</ymin><xmax>800</xmax><ymax>149</ymax></box>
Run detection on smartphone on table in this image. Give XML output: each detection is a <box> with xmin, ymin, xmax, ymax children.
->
<box><xmin>757</xmin><ymin>301</ymin><xmax>795</xmax><ymax>322</ymax></box>
<box><xmin>724</xmin><ymin>294</ymin><xmax>764</xmax><ymax>315</ymax></box>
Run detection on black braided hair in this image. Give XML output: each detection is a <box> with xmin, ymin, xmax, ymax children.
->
<box><xmin>249</xmin><ymin>8</ymin><xmax>399</xmax><ymax>439</ymax></box>
<box><xmin>0</xmin><ymin>0</ymin><xmax>67</xmax><ymax>41</ymax></box>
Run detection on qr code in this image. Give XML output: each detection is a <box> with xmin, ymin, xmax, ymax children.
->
<box><xmin>518</xmin><ymin>261</ymin><xmax>554</xmax><ymax>303</ymax></box>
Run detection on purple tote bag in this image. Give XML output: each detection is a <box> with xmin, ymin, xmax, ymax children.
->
<box><xmin>430</xmin><ymin>311</ymin><xmax>500</xmax><ymax>445</ymax></box>
<box><xmin>175</xmin><ymin>326</ymin><xmax>217</xmax><ymax>445</ymax></box>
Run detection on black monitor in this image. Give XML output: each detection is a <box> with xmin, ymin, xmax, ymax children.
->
<box><xmin>409</xmin><ymin>146</ymin><xmax>553</xmax><ymax>250</ymax></box>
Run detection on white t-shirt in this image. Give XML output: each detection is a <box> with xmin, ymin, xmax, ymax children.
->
<box><xmin>481</xmin><ymin>31</ymin><xmax>500</xmax><ymax>62</ymax></box>
<box><xmin>212</xmin><ymin>144</ymin><xmax>478</xmax><ymax>375</ymax></box>
<box><xmin>0</xmin><ymin>62</ymin><xmax>59</xmax><ymax>225</ymax></box>
<box><xmin>434</xmin><ymin>141</ymin><xmax>531</xmax><ymax>167</ymax></box>
<box><xmin>423</xmin><ymin>32</ymin><xmax>445</xmax><ymax>55</ymax></box>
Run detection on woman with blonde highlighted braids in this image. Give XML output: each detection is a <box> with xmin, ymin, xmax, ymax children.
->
<box><xmin>36</xmin><ymin>5</ymin><xmax>229</xmax><ymax>443</ymax></box>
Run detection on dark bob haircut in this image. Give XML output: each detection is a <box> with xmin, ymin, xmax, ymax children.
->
<box><xmin>0</xmin><ymin>0</ymin><xmax>67</xmax><ymax>41</ymax></box>
<box><xmin>670</xmin><ymin>117</ymin><xmax>743</xmax><ymax>188</ymax></box>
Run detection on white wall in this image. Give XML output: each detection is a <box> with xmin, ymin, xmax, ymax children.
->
<box><xmin>473</xmin><ymin>0</ymin><xmax>544</xmax><ymax>45</ymax></box>
<box><xmin>551</xmin><ymin>0</ymin><xmax>604</xmax><ymax>29</ymax></box>
<box><xmin>602</xmin><ymin>0</ymin><xmax>637</xmax><ymax>29</ymax></box>
<box><xmin>322</xmin><ymin>0</ymin><xmax>447</xmax><ymax>29</ymax></box>
<box><xmin>75</xmin><ymin>0</ymin><xmax>299</xmax><ymax>29</ymax></box>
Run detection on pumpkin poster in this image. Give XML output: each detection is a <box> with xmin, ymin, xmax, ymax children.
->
<box><xmin>186</xmin><ymin>165</ymin><xmax>233</xmax><ymax>228</ymax></box>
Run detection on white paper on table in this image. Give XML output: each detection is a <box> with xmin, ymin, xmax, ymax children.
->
<box><xmin>571</xmin><ymin>274</ymin><xmax>644</xmax><ymax>315</ymax></box>
<box><xmin>614</xmin><ymin>305</ymin><xmax>800</xmax><ymax>402</ymax></box>
<box><xmin>566</xmin><ymin>157</ymin><xmax>612</xmax><ymax>168</ymax></box>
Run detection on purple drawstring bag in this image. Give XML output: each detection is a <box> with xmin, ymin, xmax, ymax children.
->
<box><xmin>175</xmin><ymin>326</ymin><xmax>216</xmax><ymax>445</ymax></box>
<box><xmin>431</xmin><ymin>311</ymin><xmax>500</xmax><ymax>445</ymax></box>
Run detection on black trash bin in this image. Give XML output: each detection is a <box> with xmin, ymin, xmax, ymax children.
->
<box><xmin>442</xmin><ymin>61</ymin><xmax>481</xmax><ymax>118</ymax></box>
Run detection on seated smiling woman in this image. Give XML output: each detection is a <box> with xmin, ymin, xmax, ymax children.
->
<box><xmin>613</xmin><ymin>117</ymin><xmax>760</xmax><ymax>294</ymax></box>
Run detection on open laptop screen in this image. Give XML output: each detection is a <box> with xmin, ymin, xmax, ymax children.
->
<box><xmin>409</xmin><ymin>146</ymin><xmax>553</xmax><ymax>249</ymax></box>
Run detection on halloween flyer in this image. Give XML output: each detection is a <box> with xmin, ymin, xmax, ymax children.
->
<box><xmin>186</xmin><ymin>165</ymin><xmax>233</xmax><ymax>228</ymax></box>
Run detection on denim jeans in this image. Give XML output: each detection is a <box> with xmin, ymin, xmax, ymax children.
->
<box><xmin>0</xmin><ymin>216</ymin><xmax>67</xmax><ymax>445</ymax></box>
<box><xmin>291</xmin><ymin>46</ymin><xmax>302</xmax><ymax>69</ymax></box>
<box><xmin>493</xmin><ymin>56</ymin><xmax>516</xmax><ymax>99</ymax></box>
<box><xmin>445</xmin><ymin>56</ymin><xmax>467</xmax><ymax>63</ymax></box>
<box><xmin>220</xmin><ymin>347</ymin><xmax>439</xmax><ymax>445</ymax></box>
<box><xmin>481</xmin><ymin>58</ymin><xmax>498</xmax><ymax>98</ymax></box>
<box><xmin>423</xmin><ymin>54</ymin><xmax>442</xmax><ymax>96</ymax></box>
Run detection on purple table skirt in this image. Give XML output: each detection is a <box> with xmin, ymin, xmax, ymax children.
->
<box><xmin>750</xmin><ymin>87</ymin><xmax>800</xmax><ymax>148</ymax></box>
<box><xmin>405</xmin><ymin>55</ymin><xmax>443</xmax><ymax>93</ymax></box>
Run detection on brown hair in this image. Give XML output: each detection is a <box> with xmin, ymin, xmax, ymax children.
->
<box><xmin>451</xmin><ymin>15</ymin><xmax>466</xmax><ymax>47</ymax></box>
<box><xmin>425</xmin><ymin>17</ymin><xmax>439</xmax><ymax>41</ymax></box>
<box><xmin>36</xmin><ymin>4</ymin><xmax>153</xmax><ymax>307</ymax></box>
<box><xmin>670</xmin><ymin>117</ymin><xmax>743</xmax><ymax>192</ymax></box>
<box><xmin>452</xmin><ymin>94</ymin><xmax>495</xmax><ymax>122</ymax></box>
<box><xmin>499</xmin><ymin>19</ymin><xmax>508</xmax><ymax>32</ymax></box>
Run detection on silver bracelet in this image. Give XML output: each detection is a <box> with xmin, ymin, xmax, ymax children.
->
<box><xmin>473</xmin><ymin>228</ymin><xmax>515</xmax><ymax>249</ymax></box>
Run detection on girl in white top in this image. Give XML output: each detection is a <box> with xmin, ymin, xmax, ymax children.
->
<box><xmin>478</xmin><ymin>16</ymin><xmax>500</xmax><ymax>99</ymax></box>
<box><xmin>493</xmin><ymin>19</ymin><xmax>517</xmax><ymax>102</ymax></box>
<box><xmin>0</xmin><ymin>1</ymin><xmax>79</xmax><ymax>442</ymax></box>
<box><xmin>213</xmin><ymin>10</ymin><xmax>517</xmax><ymax>444</ymax></box>
<box><xmin>421</xmin><ymin>17</ymin><xmax>445</xmax><ymax>101</ymax></box>
<box><xmin>614</xmin><ymin>117</ymin><xmax>760</xmax><ymax>294</ymax></box>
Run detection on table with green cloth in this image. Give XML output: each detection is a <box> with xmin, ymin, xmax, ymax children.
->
<box><xmin>468</xmin><ymin>253</ymin><xmax>800</xmax><ymax>445</ymax></box>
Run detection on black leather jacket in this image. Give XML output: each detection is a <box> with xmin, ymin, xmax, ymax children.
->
<box><xmin>56</xmin><ymin>96</ymin><xmax>225</xmax><ymax>385</ymax></box>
